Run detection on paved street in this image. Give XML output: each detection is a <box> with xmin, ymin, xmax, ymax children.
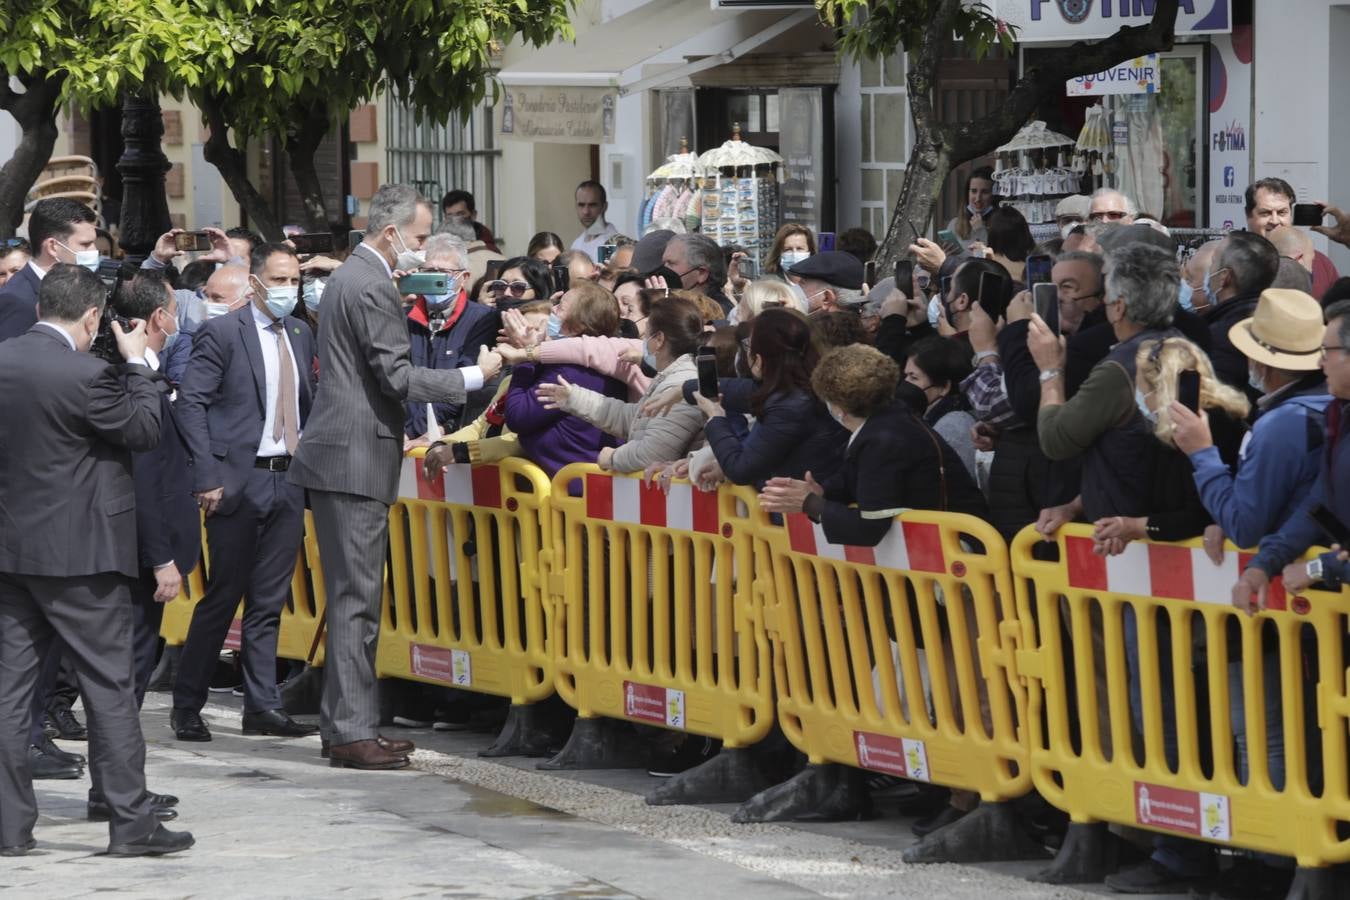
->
<box><xmin>1</xmin><ymin>696</ymin><xmax>1180</xmax><ymax>899</ymax></box>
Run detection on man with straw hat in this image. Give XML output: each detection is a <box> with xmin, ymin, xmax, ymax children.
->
<box><xmin>1171</xmin><ymin>288</ymin><xmax>1331</xmax><ymax>553</ymax></box>
<box><xmin>1169</xmin><ymin>288</ymin><xmax>1331</xmax><ymax>898</ymax></box>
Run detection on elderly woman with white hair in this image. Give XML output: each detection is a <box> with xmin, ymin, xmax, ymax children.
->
<box><xmin>734</xmin><ymin>278</ymin><xmax>807</xmax><ymax>324</ymax></box>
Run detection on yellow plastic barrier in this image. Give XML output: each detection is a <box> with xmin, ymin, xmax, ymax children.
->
<box><xmin>375</xmin><ymin>452</ymin><xmax>554</xmax><ymax>706</ymax></box>
<box><xmin>1012</xmin><ymin>524</ymin><xmax>1350</xmax><ymax>867</ymax></box>
<box><xmin>160</xmin><ymin>513</ymin><xmax>314</xmax><ymax>662</ymax></box>
<box><xmin>546</xmin><ymin>465</ymin><xmax>772</xmax><ymax>747</ymax></box>
<box><xmin>276</xmin><ymin>510</ymin><xmax>326</xmax><ymax>666</ymax></box>
<box><xmin>758</xmin><ymin>507</ymin><xmax>1029</xmax><ymax>800</ymax></box>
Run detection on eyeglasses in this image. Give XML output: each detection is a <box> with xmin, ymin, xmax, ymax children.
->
<box><xmin>1089</xmin><ymin>210</ymin><xmax>1130</xmax><ymax>222</ymax></box>
<box><xmin>2</xmin><ymin>238</ymin><xmax>29</xmax><ymax>251</ymax></box>
<box><xmin>487</xmin><ymin>280</ymin><xmax>530</xmax><ymax>298</ymax></box>
<box><xmin>422</xmin><ymin>267</ymin><xmax>467</xmax><ymax>280</ymax></box>
<box><xmin>1320</xmin><ymin>344</ymin><xmax>1347</xmax><ymax>360</ymax></box>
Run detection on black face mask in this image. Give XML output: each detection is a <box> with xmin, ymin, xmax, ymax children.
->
<box><xmin>644</xmin><ymin>265</ymin><xmax>685</xmax><ymax>288</ymax></box>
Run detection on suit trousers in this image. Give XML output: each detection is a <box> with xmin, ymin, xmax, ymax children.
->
<box><xmin>309</xmin><ymin>489</ymin><xmax>390</xmax><ymax>745</ymax></box>
<box><xmin>174</xmin><ymin>467</ymin><xmax>304</xmax><ymax>715</ymax></box>
<box><xmin>0</xmin><ymin>573</ymin><xmax>156</xmax><ymax>847</ymax></box>
<box><xmin>129</xmin><ymin>571</ymin><xmax>166</xmax><ymax>709</ymax></box>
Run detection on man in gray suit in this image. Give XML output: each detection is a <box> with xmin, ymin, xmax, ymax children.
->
<box><xmin>0</xmin><ymin>265</ymin><xmax>193</xmax><ymax>856</ymax></box>
<box><xmin>289</xmin><ymin>184</ymin><xmax>501</xmax><ymax>769</ymax></box>
<box><xmin>174</xmin><ymin>243</ymin><xmax>318</xmax><ymax>742</ymax></box>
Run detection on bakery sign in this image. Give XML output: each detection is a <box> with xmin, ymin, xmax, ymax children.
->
<box><xmin>498</xmin><ymin>86</ymin><xmax>616</xmax><ymax>145</ymax></box>
<box><xmin>991</xmin><ymin>0</ymin><xmax>1231</xmax><ymax>42</ymax></box>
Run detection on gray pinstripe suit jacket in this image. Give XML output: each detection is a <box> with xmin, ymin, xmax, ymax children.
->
<box><xmin>288</xmin><ymin>245</ymin><xmax>468</xmax><ymax>505</ymax></box>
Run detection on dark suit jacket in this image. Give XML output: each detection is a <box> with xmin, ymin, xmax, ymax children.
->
<box><xmin>816</xmin><ymin>401</ymin><xmax>988</xmax><ymax>547</ymax></box>
<box><xmin>132</xmin><ymin>387</ymin><xmax>201</xmax><ymax>575</ymax></box>
<box><xmin>289</xmin><ymin>245</ymin><xmax>473</xmax><ymax>505</ymax></box>
<box><xmin>0</xmin><ymin>326</ymin><xmax>164</xmax><ymax>577</ymax></box>
<box><xmin>177</xmin><ymin>304</ymin><xmax>316</xmax><ymax>517</ymax></box>
<box><xmin>0</xmin><ymin>265</ymin><xmax>41</xmax><ymax>343</ymax></box>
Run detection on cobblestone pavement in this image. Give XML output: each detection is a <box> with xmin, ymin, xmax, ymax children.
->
<box><xmin>0</xmin><ymin>695</ymin><xmax>1187</xmax><ymax>899</ymax></box>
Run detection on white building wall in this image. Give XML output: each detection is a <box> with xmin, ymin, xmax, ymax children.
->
<box><xmin>1253</xmin><ymin>0</ymin><xmax>1350</xmax><ymax>272</ymax></box>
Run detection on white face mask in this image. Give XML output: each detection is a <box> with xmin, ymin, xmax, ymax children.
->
<box><xmin>56</xmin><ymin>239</ymin><xmax>100</xmax><ymax>272</ymax></box>
<box><xmin>392</xmin><ymin>228</ymin><xmax>425</xmax><ymax>271</ymax></box>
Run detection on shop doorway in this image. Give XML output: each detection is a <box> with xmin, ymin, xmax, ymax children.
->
<box><xmin>1029</xmin><ymin>45</ymin><xmax>1205</xmax><ymax>228</ymax></box>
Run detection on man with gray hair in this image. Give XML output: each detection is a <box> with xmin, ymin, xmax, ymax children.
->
<box><xmin>660</xmin><ymin>232</ymin><xmax>733</xmax><ymax>314</ymax></box>
<box><xmin>288</xmin><ymin>183</ymin><xmax>502</xmax><ymax>771</ymax></box>
<box><xmin>404</xmin><ymin>232</ymin><xmax>501</xmax><ymax>439</ymax></box>
<box><xmin>1029</xmin><ymin>242</ymin><xmax>1178</xmax><ymax>516</ymax></box>
<box><xmin>783</xmin><ymin>251</ymin><xmax>866</xmax><ymax>316</ymax></box>
<box><xmin>1088</xmin><ymin>188</ymin><xmax>1137</xmax><ymax>225</ymax></box>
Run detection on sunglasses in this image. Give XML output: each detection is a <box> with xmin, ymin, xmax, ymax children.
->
<box><xmin>1089</xmin><ymin>210</ymin><xmax>1129</xmax><ymax>222</ymax></box>
<box><xmin>487</xmin><ymin>280</ymin><xmax>530</xmax><ymax>297</ymax></box>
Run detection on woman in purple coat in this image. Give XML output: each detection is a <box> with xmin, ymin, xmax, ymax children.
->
<box><xmin>505</xmin><ymin>281</ymin><xmax>629</xmax><ymax>477</ymax></box>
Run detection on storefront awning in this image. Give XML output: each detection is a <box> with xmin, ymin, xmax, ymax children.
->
<box><xmin>496</xmin><ymin>0</ymin><xmax>789</xmax><ymax>91</ymax></box>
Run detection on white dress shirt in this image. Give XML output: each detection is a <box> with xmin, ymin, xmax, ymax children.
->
<box><xmin>355</xmin><ymin>243</ymin><xmax>485</xmax><ymax>391</ymax></box>
<box><xmin>252</xmin><ymin>303</ymin><xmax>303</xmax><ymax>457</ymax></box>
<box><xmin>29</xmin><ymin>260</ymin><xmax>48</xmax><ymax>280</ymax></box>
<box><xmin>571</xmin><ymin>220</ymin><xmax>619</xmax><ymax>263</ymax></box>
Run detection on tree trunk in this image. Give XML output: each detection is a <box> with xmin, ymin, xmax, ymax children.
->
<box><xmin>199</xmin><ymin>93</ymin><xmax>283</xmax><ymax>240</ymax></box>
<box><xmin>876</xmin><ymin>128</ymin><xmax>951</xmax><ymax>268</ymax></box>
<box><xmin>0</xmin><ymin>73</ymin><xmax>66</xmax><ymax>239</ymax></box>
<box><xmin>285</xmin><ymin>104</ymin><xmax>333</xmax><ymax>233</ymax></box>
<box><xmin>875</xmin><ymin>0</ymin><xmax>1182</xmax><ymax>268</ymax></box>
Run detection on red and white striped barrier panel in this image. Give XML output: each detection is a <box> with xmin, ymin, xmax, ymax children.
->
<box><xmin>1064</xmin><ymin>535</ymin><xmax>1288</xmax><ymax>610</ymax></box>
<box><xmin>398</xmin><ymin>457</ymin><xmax>501</xmax><ymax>508</ymax></box>
<box><xmin>784</xmin><ymin>513</ymin><xmax>947</xmax><ymax>574</ymax></box>
<box><xmin>583</xmin><ymin>473</ymin><xmax>721</xmax><ymax>534</ymax></box>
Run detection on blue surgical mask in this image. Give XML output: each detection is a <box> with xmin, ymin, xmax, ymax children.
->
<box><xmin>547</xmin><ymin>313</ymin><xmax>563</xmax><ymax>340</ymax></box>
<box><xmin>303</xmin><ymin>279</ymin><xmax>325</xmax><ymax>312</ymax></box>
<box><xmin>159</xmin><ymin>309</ymin><xmax>180</xmax><ymax>355</ymax></box>
<box><xmin>1134</xmin><ymin>389</ymin><xmax>1157</xmax><ymax>424</ymax></box>
<box><xmin>1248</xmin><ymin>366</ymin><xmax>1266</xmax><ymax>395</ymax></box>
<box><xmin>641</xmin><ymin>337</ymin><xmax>657</xmax><ymax>369</ymax></box>
<box><xmin>1177</xmin><ymin>280</ymin><xmax>1193</xmax><ymax>312</ymax></box>
<box><xmin>424</xmin><ymin>291</ymin><xmax>454</xmax><ymax>310</ymax></box>
<box><xmin>255</xmin><ymin>276</ymin><xmax>297</xmax><ymax>318</ymax></box>
<box><xmin>780</xmin><ymin>251</ymin><xmax>809</xmax><ymax>271</ymax></box>
<box><xmin>1202</xmin><ymin>268</ymin><xmax>1221</xmax><ymax>307</ymax></box>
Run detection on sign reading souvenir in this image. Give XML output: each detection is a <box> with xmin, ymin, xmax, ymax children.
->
<box><xmin>1067</xmin><ymin>55</ymin><xmax>1161</xmax><ymax>96</ymax></box>
<box><xmin>498</xmin><ymin>86</ymin><xmax>616</xmax><ymax>145</ymax></box>
<box><xmin>992</xmin><ymin>0</ymin><xmax>1231</xmax><ymax>42</ymax></box>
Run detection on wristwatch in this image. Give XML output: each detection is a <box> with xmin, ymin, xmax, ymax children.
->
<box><xmin>1038</xmin><ymin>368</ymin><xmax>1063</xmax><ymax>383</ymax></box>
<box><xmin>1307</xmin><ymin>558</ymin><xmax>1324</xmax><ymax>582</ymax></box>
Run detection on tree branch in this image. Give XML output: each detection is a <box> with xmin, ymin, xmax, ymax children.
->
<box><xmin>950</xmin><ymin>0</ymin><xmax>1180</xmax><ymax>156</ymax></box>
<box><xmin>200</xmin><ymin>92</ymin><xmax>282</xmax><ymax>238</ymax></box>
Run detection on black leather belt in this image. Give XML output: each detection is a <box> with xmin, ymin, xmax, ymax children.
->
<box><xmin>254</xmin><ymin>456</ymin><xmax>291</xmax><ymax>471</ymax></box>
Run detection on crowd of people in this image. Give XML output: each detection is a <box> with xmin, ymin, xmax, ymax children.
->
<box><xmin>4</xmin><ymin>171</ymin><xmax>1350</xmax><ymax>893</ymax></box>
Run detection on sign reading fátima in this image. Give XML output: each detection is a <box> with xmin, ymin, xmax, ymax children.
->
<box><xmin>498</xmin><ymin>86</ymin><xmax>617</xmax><ymax>144</ymax></box>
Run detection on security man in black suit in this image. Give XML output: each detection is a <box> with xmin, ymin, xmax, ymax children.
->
<box><xmin>0</xmin><ymin>264</ymin><xmax>193</xmax><ymax>857</ymax></box>
<box><xmin>173</xmin><ymin>243</ymin><xmax>317</xmax><ymax>742</ymax></box>
<box><xmin>0</xmin><ymin>198</ymin><xmax>100</xmax><ymax>342</ymax></box>
<box><xmin>116</xmin><ymin>273</ymin><xmax>202</xmax><ymax>704</ymax></box>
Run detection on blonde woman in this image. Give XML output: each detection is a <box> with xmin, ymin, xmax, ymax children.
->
<box><xmin>736</xmin><ymin>279</ymin><xmax>806</xmax><ymax>323</ymax></box>
<box><xmin>1089</xmin><ymin>336</ymin><xmax>1248</xmax><ymax>556</ymax></box>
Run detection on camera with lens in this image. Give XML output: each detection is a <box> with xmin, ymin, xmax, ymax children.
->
<box><xmin>89</xmin><ymin>260</ymin><xmax>138</xmax><ymax>364</ymax></box>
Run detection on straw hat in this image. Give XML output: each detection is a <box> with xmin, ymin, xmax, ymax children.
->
<box><xmin>1228</xmin><ymin>288</ymin><xmax>1325</xmax><ymax>371</ymax></box>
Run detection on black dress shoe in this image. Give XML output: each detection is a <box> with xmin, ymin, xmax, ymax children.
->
<box><xmin>911</xmin><ymin>804</ymin><xmax>969</xmax><ymax>837</ymax></box>
<box><xmin>106</xmin><ymin>824</ymin><xmax>194</xmax><ymax>857</ymax></box>
<box><xmin>36</xmin><ymin>736</ymin><xmax>85</xmax><ymax>767</ymax></box>
<box><xmin>170</xmin><ymin>709</ymin><xmax>211</xmax><ymax>742</ymax></box>
<box><xmin>47</xmin><ymin>704</ymin><xmax>87</xmax><ymax>740</ymax></box>
<box><xmin>147</xmin><ymin>791</ymin><xmax>178</xmax><ymax>807</ymax></box>
<box><xmin>0</xmin><ymin>838</ymin><xmax>35</xmax><ymax>857</ymax></box>
<box><xmin>29</xmin><ymin>744</ymin><xmax>82</xmax><ymax>780</ymax></box>
<box><xmin>242</xmin><ymin>709</ymin><xmax>319</xmax><ymax>738</ymax></box>
<box><xmin>88</xmin><ymin>797</ymin><xmax>178</xmax><ymax>822</ymax></box>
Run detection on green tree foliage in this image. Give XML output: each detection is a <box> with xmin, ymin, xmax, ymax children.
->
<box><xmin>0</xmin><ymin>0</ymin><xmax>576</xmax><ymax>238</ymax></box>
